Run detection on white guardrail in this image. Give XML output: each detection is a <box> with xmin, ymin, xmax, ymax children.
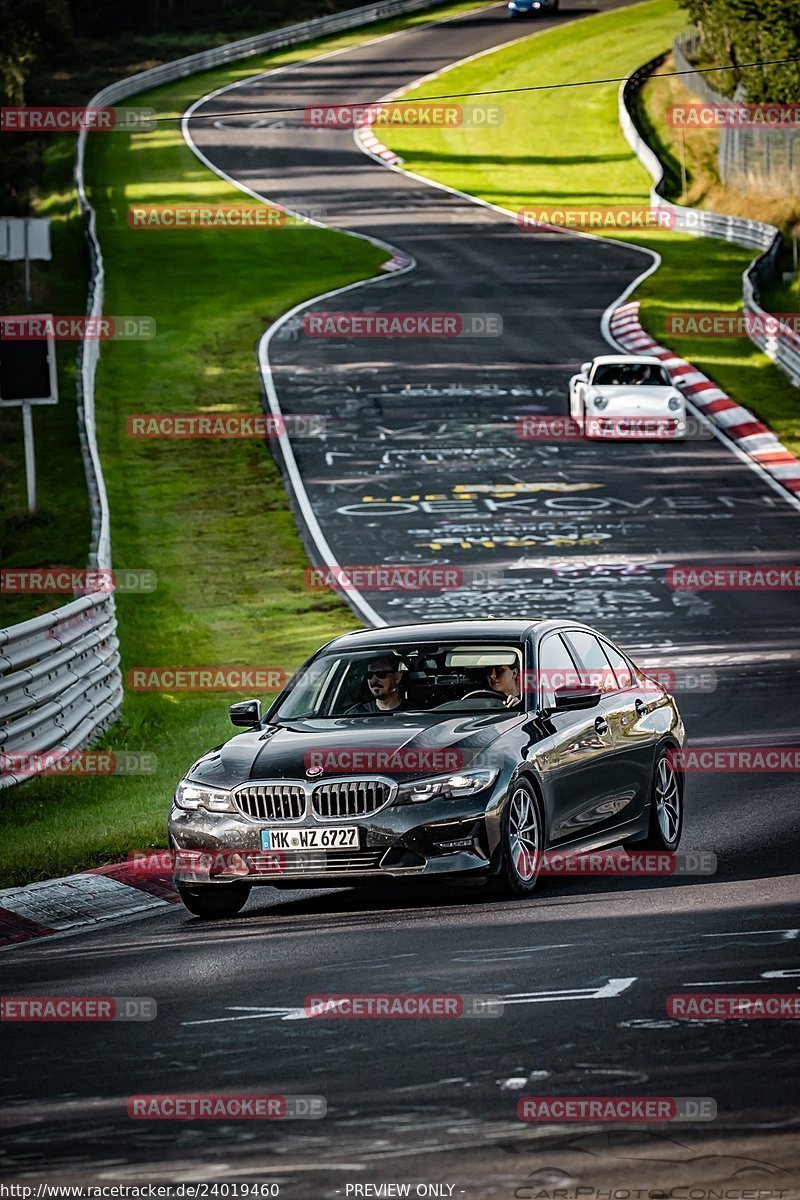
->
<box><xmin>619</xmin><ymin>54</ymin><xmax>800</xmax><ymax>387</ymax></box>
<box><xmin>1</xmin><ymin>0</ymin><xmax>450</xmax><ymax>788</ymax></box>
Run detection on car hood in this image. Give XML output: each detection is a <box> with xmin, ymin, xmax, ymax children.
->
<box><xmin>592</xmin><ymin>385</ymin><xmax>682</xmax><ymax>413</ymax></box>
<box><xmin>185</xmin><ymin>713</ymin><xmax>520</xmax><ymax>790</ymax></box>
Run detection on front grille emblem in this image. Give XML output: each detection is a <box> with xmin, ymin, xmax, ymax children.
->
<box><xmin>305</xmin><ymin>765</ymin><xmax>323</xmax><ymax>778</ymax></box>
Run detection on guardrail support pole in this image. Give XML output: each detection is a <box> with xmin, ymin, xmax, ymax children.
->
<box><xmin>22</xmin><ymin>402</ymin><xmax>36</xmax><ymax>513</ymax></box>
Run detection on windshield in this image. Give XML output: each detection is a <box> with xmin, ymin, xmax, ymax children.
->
<box><xmin>592</xmin><ymin>362</ymin><xmax>672</xmax><ymax>387</ymax></box>
<box><xmin>271</xmin><ymin>642</ymin><xmax>525</xmax><ymax>720</ymax></box>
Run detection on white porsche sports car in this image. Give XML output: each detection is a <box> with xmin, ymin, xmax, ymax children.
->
<box><xmin>569</xmin><ymin>354</ymin><xmax>687</xmax><ymax>440</ymax></box>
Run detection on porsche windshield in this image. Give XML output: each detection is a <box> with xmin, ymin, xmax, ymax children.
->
<box><xmin>272</xmin><ymin>642</ymin><xmax>525</xmax><ymax>720</ymax></box>
<box><xmin>592</xmin><ymin>362</ymin><xmax>672</xmax><ymax>387</ymax></box>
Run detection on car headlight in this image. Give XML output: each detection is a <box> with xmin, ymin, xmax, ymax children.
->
<box><xmin>591</xmin><ymin>393</ymin><xmax>608</xmax><ymax>410</ymax></box>
<box><xmin>175</xmin><ymin>780</ymin><xmax>235</xmax><ymax>813</ymax></box>
<box><xmin>668</xmin><ymin>394</ymin><xmax>683</xmax><ymax>411</ymax></box>
<box><xmin>395</xmin><ymin>767</ymin><xmax>499</xmax><ymax>805</ymax></box>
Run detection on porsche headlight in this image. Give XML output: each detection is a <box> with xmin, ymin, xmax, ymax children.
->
<box><xmin>395</xmin><ymin>767</ymin><xmax>498</xmax><ymax>804</ymax></box>
<box><xmin>175</xmin><ymin>780</ymin><xmax>235</xmax><ymax>812</ymax></box>
<box><xmin>668</xmin><ymin>394</ymin><xmax>683</xmax><ymax>411</ymax></box>
<box><xmin>590</xmin><ymin>393</ymin><xmax>608</xmax><ymax>410</ymax></box>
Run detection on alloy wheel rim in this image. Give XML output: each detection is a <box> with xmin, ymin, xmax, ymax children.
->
<box><xmin>655</xmin><ymin>757</ymin><xmax>681</xmax><ymax>844</ymax></box>
<box><xmin>508</xmin><ymin>787</ymin><xmax>540</xmax><ymax>882</ymax></box>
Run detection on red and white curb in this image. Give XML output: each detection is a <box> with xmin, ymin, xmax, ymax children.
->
<box><xmin>354</xmin><ymin>115</ymin><xmax>405</xmax><ymax>168</ymax></box>
<box><xmin>608</xmin><ymin>301</ymin><xmax>800</xmax><ymax>497</ymax></box>
<box><xmin>0</xmin><ymin>862</ymin><xmax>179</xmax><ymax>949</ymax></box>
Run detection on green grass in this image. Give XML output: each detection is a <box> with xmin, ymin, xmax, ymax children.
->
<box><xmin>0</xmin><ymin>0</ymin><xmax>492</xmax><ymax>887</ymax></box>
<box><xmin>381</xmin><ymin>0</ymin><xmax>800</xmax><ymax>458</ymax></box>
<box><xmin>0</xmin><ymin>141</ymin><xmax>93</xmax><ymax>628</ymax></box>
<box><xmin>0</xmin><ymin>0</ymin><xmax>487</xmax><ymax>630</ymax></box>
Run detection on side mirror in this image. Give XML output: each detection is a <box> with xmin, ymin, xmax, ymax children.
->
<box><xmin>553</xmin><ymin>685</ymin><xmax>601</xmax><ymax>711</ymax></box>
<box><xmin>580</xmin><ymin>361</ymin><xmax>592</xmax><ymax>376</ymax></box>
<box><xmin>229</xmin><ymin>699</ymin><xmax>262</xmax><ymax>728</ymax></box>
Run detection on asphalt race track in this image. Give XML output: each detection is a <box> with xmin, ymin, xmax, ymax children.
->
<box><xmin>2</xmin><ymin>2</ymin><xmax>799</xmax><ymax>1193</ymax></box>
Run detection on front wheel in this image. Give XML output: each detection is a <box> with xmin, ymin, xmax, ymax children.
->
<box><xmin>626</xmin><ymin>747</ymin><xmax>683</xmax><ymax>851</ymax></box>
<box><xmin>178</xmin><ymin>882</ymin><xmax>251</xmax><ymax>919</ymax></box>
<box><xmin>499</xmin><ymin>780</ymin><xmax>544</xmax><ymax>896</ymax></box>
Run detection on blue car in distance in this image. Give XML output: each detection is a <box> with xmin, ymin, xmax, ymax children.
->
<box><xmin>508</xmin><ymin>0</ymin><xmax>559</xmax><ymax>15</ymax></box>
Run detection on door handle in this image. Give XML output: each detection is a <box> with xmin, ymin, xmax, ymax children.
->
<box><xmin>635</xmin><ymin>698</ymin><xmax>648</xmax><ymax>717</ymax></box>
<box><xmin>595</xmin><ymin>716</ymin><xmax>609</xmax><ymax>735</ymax></box>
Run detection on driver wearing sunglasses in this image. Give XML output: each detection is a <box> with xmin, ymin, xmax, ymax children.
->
<box><xmin>345</xmin><ymin>654</ymin><xmax>407</xmax><ymax>714</ymax></box>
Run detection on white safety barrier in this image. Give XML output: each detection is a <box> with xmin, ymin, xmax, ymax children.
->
<box><xmin>1</xmin><ymin>0</ymin><xmax>449</xmax><ymax>788</ymax></box>
<box><xmin>619</xmin><ymin>55</ymin><xmax>800</xmax><ymax>387</ymax></box>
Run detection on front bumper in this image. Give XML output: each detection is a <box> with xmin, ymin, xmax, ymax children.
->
<box><xmin>585</xmin><ymin>414</ymin><xmax>686</xmax><ymax>440</ymax></box>
<box><xmin>168</xmin><ymin>791</ymin><xmax>502</xmax><ymax>887</ymax></box>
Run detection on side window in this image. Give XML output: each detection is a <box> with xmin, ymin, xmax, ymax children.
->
<box><xmin>537</xmin><ymin>634</ymin><xmax>581</xmax><ymax>709</ymax></box>
<box><xmin>563</xmin><ymin>630</ymin><xmax>618</xmax><ymax>694</ymax></box>
<box><xmin>599</xmin><ymin>639</ymin><xmax>634</xmax><ymax>690</ymax></box>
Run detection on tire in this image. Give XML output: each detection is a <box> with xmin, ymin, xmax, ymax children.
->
<box><xmin>498</xmin><ymin>779</ymin><xmax>545</xmax><ymax>896</ymax></box>
<box><xmin>178</xmin><ymin>882</ymin><xmax>251</xmax><ymax>919</ymax></box>
<box><xmin>626</xmin><ymin>746</ymin><xmax>683</xmax><ymax>851</ymax></box>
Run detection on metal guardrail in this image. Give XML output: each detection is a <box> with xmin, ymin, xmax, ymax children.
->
<box><xmin>0</xmin><ymin>595</ymin><xmax>122</xmax><ymax>786</ymax></box>
<box><xmin>1</xmin><ymin>0</ymin><xmax>450</xmax><ymax>789</ymax></box>
<box><xmin>619</xmin><ymin>55</ymin><xmax>800</xmax><ymax>387</ymax></box>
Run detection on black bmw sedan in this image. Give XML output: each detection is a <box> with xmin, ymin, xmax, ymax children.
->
<box><xmin>168</xmin><ymin>619</ymin><xmax>685</xmax><ymax>917</ymax></box>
